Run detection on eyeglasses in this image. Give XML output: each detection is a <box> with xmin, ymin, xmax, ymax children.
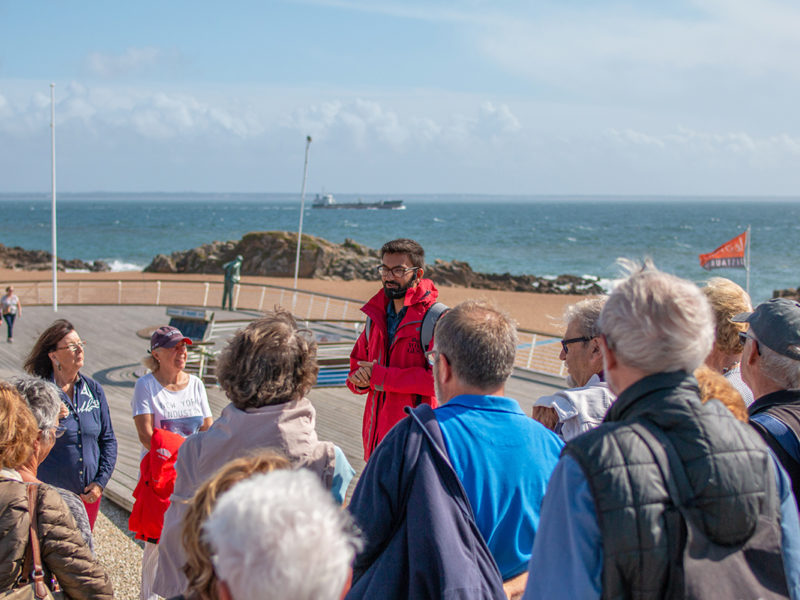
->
<box><xmin>377</xmin><ymin>265</ymin><xmax>418</xmax><ymax>278</ymax></box>
<box><xmin>739</xmin><ymin>331</ymin><xmax>761</xmax><ymax>356</ymax></box>
<box><xmin>561</xmin><ymin>336</ymin><xmax>591</xmax><ymax>354</ymax></box>
<box><xmin>55</xmin><ymin>341</ymin><xmax>86</xmax><ymax>354</ymax></box>
<box><xmin>425</xmin><ymin>349</ymin><xmax>438</xmax><ymax>366</ymax></box>
<box><xmin>44</xmin><ymin>425</ymin><xmax>66</xmax><ymax>439</ymax></box>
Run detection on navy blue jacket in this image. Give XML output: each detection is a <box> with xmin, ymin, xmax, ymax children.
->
<box><xmin>38</xmin><ymin>373</ymin><xmax>118</xmax><ymax>494</ymax></box>
<box><xmin>346</xmin><ymin>404</ymin><xmax>506</xmax><ymax>600</ymax></box>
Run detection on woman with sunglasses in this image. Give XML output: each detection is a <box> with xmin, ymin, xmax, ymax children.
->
<box><xmin>12</xmin><ymin>375</ymin><xmax>95</xmax><ymax>553</ymax></box>
<box><xmin>24</xmin><ymin>319</ymin><xmax>118</xmax><ymax>530</ymax></box>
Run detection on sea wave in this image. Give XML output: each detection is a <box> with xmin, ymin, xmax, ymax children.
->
<box><xmin>107</xmin><ymin>260</ymin><xmax>145</xmax><ymax>272</ymax></box>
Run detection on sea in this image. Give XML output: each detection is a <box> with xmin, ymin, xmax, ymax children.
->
<box><xmin>1</xmin><ymin>193</ymin><xmax>798</xmax><ymax>304</ymax></box>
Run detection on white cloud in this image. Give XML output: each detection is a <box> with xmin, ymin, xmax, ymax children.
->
<box><xmin>281</xmin><ymin>97</ymin><xmax>521</xmax><ymax>151</ymax></box>
<box><xmin>84</xmin><ymin>47</ymin><xmax>181</xmax><ymax>79</ymax></box>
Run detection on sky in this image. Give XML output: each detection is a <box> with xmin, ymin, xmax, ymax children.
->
<box><xmin>1</xmin><ymin>0</ymin><xmax>800</xmax><ymax>195</ymax></box>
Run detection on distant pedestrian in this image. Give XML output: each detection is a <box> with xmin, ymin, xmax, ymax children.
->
<box><xmin>221</xmin><ymin>255</ymin><xmax>242</xmax><ymax>310</ymax></box>
<box><xmin>1</xmin><ymin>285</ymin><xmax>21</xmax><ymax>343</ymax></box>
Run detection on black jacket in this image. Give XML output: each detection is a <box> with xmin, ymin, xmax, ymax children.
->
<box><xmin>566</xmin><ymin>371</ymin><xmax>774</xmax><ymax>600</ymax></box>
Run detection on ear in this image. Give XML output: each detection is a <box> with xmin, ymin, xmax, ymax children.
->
<box><xmin>598</xmin><ymin>336</ymin><xmax>617</xmax><ymax>371</ymax></box>
<box><xmin>744</xmin><ymin>339</ymin><xmax>759</xmax><ymax>367</ymax></box>
<box><xmin>217</xmin><ymin>580</ymin><xmax>234</xmax><ymax>600</ymax></box>
<box><xmin>437</xmin><ymin>353</ymin><xmax>453</xmax><ymax>384</ymax></box>
<box><xmin>416</xmin><ymin>267</ymin><xmax>424</xmax><ymax>281</ymax></box>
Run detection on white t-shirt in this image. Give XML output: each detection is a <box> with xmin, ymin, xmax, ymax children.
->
<box><xmin>132</xmin><ymin>373</ymin><xmax>212</xmax><ymax>439</ymax></box>
<box><xmin>1</xmin><ymin>294</ymin><xmax>19</xmax><ymax>315</ymax></box>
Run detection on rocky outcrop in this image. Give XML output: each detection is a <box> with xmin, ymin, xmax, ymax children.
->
<box><xmin>773</xmin><ymin>287</ymin><xmax>800</xmax><ymax>301</ymax></box>
<box><xmin>0</xmin><ymin>243</ymin><xmax>110</xmax><ymax>272</ymax></box>
<box><xmin>144</xmin><ymin>231</ymin><xmax>603</xmax><ymax>295</ymax></box>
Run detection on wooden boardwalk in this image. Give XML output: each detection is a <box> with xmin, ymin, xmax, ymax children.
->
<box><xmin>0</xmin><ymin>305</ymin><xmax>563</xmax><ymax>511</ymax></box>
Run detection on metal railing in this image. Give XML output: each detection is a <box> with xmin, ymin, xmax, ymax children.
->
<box><xmin>5</xmin><ymin>278</ymin><xmax>565</xmax><ymax>378</ymax></box>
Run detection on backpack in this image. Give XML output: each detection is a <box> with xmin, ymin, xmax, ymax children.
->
<box><xmin>632</xmin><ymin>421</ymin><xmax>789</xmax><ymax>599</ymax></box>
<box><xmin>365</xmin><ymin>301</ymin><xmax>448</xmax><ymax>353</ymax></box>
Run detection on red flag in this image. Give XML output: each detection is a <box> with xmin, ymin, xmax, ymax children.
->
<box><xmin>699</xmin><ymin>231</ymin><xmax>747</xmax><ymax>271</ymax></box>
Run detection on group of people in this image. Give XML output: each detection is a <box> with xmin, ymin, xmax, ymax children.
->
<box><xmin>1</xmin><ymin>319</ymin><xmax>116</xmax><ymax>598</ymax></box>
<box><xmin>3</xmin><ymin>236</ymin><xmax>800</xmax><ymax>599</ymax></box>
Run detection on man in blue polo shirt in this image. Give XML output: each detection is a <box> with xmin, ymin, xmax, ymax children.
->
<box><xmin>346</xmin><ymin>300</ymin><xmax>563</xmax><ymax>599</ymax></box>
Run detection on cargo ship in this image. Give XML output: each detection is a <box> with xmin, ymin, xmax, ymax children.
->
<box><xmin>312</xmin><ymin>193</ymin><xmax>405</xmax><ymax>210</ymax></box>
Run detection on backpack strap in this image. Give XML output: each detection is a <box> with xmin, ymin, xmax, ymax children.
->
<box><xmin>420</xmin><ymin>302</ymin><xmax>448</xmax><ymax>352</ymax></box>
<box><xmin>364</xmin><ymin>301</ymin><xmax>448</xmax><ymax>352</ymax></box>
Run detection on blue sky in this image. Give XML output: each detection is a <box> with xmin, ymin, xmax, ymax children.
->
<box><xmin>1</xmin><ymin>0</ymin><xmax>799</xmax><ymax>195</ymax></box>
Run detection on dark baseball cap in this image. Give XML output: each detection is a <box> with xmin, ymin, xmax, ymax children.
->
<box><xmin>731</xmin><ymin>298</ymin><xmax>800</xmax><ymax>360</ymax></box>
<box><xmin>150</xmin><ymin>326</ymin><xmax>192</xmax><ymax>351</ymax></box>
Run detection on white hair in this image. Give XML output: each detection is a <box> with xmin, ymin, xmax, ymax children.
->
<box><xmin>599</xmin><ymin>259</ymin><xmax>713</xmax><ymax>374</ymax></box>
<box><xmin>751</xmin><ymin>331</ymin><xmax>800</xmax><ymax>389</ymax></box>
<box><xmin>564</xmin><ymin>297</ymin><xmax>607</xmax><ymax>338</ymax></box>
<box><xmin>204</xmin><ymin>469</ymin><xmax>361</xmax><ymax>600</ymax></box>
<box><xmin>12</xmin><ymin>376</ymin><xmax>61</xmax><ymax>430</ymax></box>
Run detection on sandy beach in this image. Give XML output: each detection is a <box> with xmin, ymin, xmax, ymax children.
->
<box><xmin>0</xmin><ymin>268</ymin><xmax>586</xmax><ymax>335</ymax></box>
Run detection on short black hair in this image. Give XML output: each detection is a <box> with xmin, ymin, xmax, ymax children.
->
<box><xmin>380</xmin><ymin>239</ymin><xmax>425</xmax><ymax>269</ymax></box>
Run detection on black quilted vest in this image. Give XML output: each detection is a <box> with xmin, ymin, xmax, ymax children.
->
<box><xmin>566</xmin><ymin>371</ymin><xmax>773</xmax><ymax>600</ymax></box>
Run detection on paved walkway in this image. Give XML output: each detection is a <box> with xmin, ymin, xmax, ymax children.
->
<box><xmin>0</xmin><ymin>304</ymin><xmax>563</xmax><ymax>511</ymax></box>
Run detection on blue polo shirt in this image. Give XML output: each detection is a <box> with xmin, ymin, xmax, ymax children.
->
<box><xmin>435</xmin><ymin>394</ymin><xmax>564</xmax><ymax>579</ymax></box>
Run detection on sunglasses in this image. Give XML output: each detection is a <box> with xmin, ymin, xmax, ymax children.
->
<box><xmin>738</xmin><ymin>331</ymin><xmax>761</xmax><ymax>356</ymax></box>
<box><xmin>561</xmin><ymin>336</ymin><xmax>591</xmax><ymax>354</ymax></box>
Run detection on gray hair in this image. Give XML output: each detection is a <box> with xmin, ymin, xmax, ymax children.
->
<box><xmin>751</xmin><ymin>331</ymin><xmax>800</xmax><ymax>389</ymax></box>
<box><xmin>434</xmin><ymin>300</ymin><xmax>517</xmax><ymax>390</ymax></box>
<box><xmin>204</xmin><ymin>469</ymin><xmax>362</xmax><ymax>600</ymax></box>
<box><xmin>12</xmin><ymin>376</ymin><xmax>61</xmax><ymax>431</ymax></box>
<box><xmin>598</xmin><ymin>259</ymin><xmax>713</xmax><ymax>374</ymax></box>
<box><xmin>564</xmin><ymin>297</ymin><xmax>607</xmax><ymax>338</ymax></box>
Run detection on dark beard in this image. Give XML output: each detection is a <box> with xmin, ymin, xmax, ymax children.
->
<box><xmin>383</xmin><ymin>273</ymin><xmax>417</xmax><ymax>300</ymax></box>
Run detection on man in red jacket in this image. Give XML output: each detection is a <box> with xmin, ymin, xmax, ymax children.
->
<box><xmin>348</xmin><ymin>239</ymin><xmax>439</xmax><ymax>460</ymax></box>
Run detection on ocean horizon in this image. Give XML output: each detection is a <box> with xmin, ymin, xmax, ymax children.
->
<box><xmin>1</xmin><ymin>193</ymin><xmax>798</xmax><ymax>304</ymax></box>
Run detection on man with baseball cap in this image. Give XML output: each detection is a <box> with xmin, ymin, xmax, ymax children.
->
<box><xmin>734</xmin><ymin>297</ymin><xmax>800</xmax><ymax>507</ymax></box>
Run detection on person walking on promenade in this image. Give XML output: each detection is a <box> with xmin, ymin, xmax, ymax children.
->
<box><xmin>734</xmin><ymin>298</ymin><xmax>800</xmax><ymax>509</ymax></box>
<box><xmin>347</xmin><ymin>300</ymin><xmax>563</xmax><ymax>599</ymax></box>
<box><xmin>702</xmin><ymin>276</ymin><xmax>754</xmax><ymax>405</ymax></box>
<box><xmin>524</xmin><ymin>261</ymin><xmax>800</xmax><ymax>599</ymax></box>
<box><xmin>154</xmin><ymin>309</ymin><xmax>355</xmax><ymax>598</ymax></box>
<box><xmin>221</xmin><ymin>254</ymin><xmax>242</xmax><ymax>310</ymax></box>
<box><xmin>2</xmin><ymin>285</ymin><xmax>21</xmax><ymax>342</ymax></box>
<box><xmin>24</xmin><ymin>319</ymin><xmax>117</xmax><ymax>530</ymax></box>
<box><xmin>131</xmin><ymin>325</ymin><xmax>213</xmax><ymax>600</ymax></box>
<box><xmin>531</xmin><ymin>297</ymin><xmax>614</xmax><ymax>440</ymax></box>
<box><xmin>347</xmin><ymin>238</ymin><xmax>444</xmax><ymax>460</ymax></box>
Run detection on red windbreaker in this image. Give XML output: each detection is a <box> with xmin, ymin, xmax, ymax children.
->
<box><xmin>348</xmin><ymin>278</ymin><xmax>439</xmax><ymax>460</ymax></box>
<box><xmin>128</xmin><ymin>428</ymin><xmax>184</xmax><ymax>542</ymax></box>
